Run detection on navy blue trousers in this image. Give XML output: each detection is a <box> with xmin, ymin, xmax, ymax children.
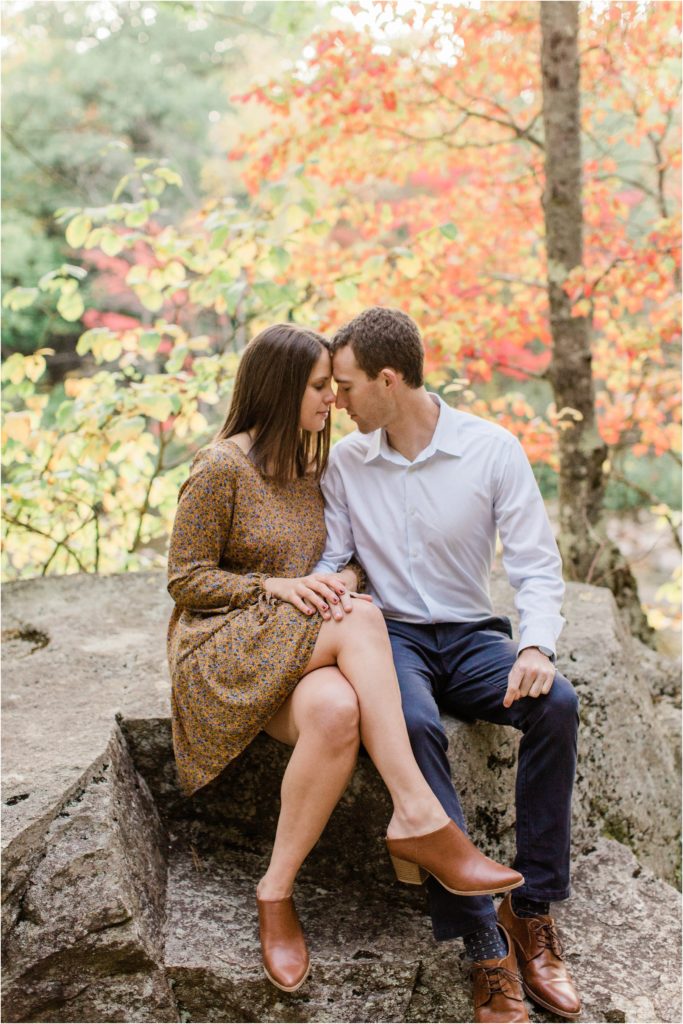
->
<box><xmin>386</xmin><ymin>617</ymin><xmax>579</xmax><ymax>941</ymax></box>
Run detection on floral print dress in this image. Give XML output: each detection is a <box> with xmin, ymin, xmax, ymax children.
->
<box><xmin>167</xmin><ymin>440</ymin><xmax>328</xmax><ymax>796</ymax></box>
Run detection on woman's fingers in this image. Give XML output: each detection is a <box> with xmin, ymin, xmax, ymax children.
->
<box><xmin>307</xmin><ymin>577</ymin><xmax>343</xmax><ymax>605</ymax></box>
<box><xmin>297</xmin><ymin>583</ymin><xmax>330</xmax><ymax>617</ymax></box>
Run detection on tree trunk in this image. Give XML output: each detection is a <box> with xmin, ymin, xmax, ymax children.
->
<box><xmin>539</xmin><ymin>1</ymin><xmax>653</xmax><ymax>643</ymax></box>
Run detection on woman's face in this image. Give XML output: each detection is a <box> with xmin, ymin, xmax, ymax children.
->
<box><xmin>299</xmin><ymin>348</ymin><xmax>335</xmax><ymax>432</ymax></box>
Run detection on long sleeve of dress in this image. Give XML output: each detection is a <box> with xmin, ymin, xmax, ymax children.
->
<box><xmin>167</xmin><ymin>446</ymin><xmax>267</xmax><ymax>612</ymax></box>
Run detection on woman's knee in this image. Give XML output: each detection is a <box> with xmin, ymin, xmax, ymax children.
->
<box><xmin>340</xmin><ymin>598</ymin><xmax>388</xmax><ymax>638</ymax></box>
<box><xmin>298</xmin><ymin>674</ymin><xmax>360</xmax><ymax>750</ymax></box>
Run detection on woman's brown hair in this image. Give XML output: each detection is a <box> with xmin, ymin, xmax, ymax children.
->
<box><xmin>214</xmin><ymin>323</ymin><xmax>331</xmax><ymax>485</ymax></box>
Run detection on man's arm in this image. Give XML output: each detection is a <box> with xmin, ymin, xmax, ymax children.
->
<box><xmin>493</xmin><ymin>436</ymin><xmax>564</xmax><ymax>705</ymax></box>
<box><xmin>313</xmin><ymin>456</ymin><xmax>358</xmax><ymax>576</ymax></box>
<box><xmin>494</xmin><ymin>435</ymin><xmax>565</xmax><ymax>656</ymax></box>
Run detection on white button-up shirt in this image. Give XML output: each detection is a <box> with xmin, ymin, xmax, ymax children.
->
<box><xmin>315</xmin><ymin>395</ymin><xmax>565</xmax><ymax>655</ymax></box>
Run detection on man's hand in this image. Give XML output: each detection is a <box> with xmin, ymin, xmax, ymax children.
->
<box><xmin>503</xmin><ymin>647</ymin><xmax>555</xmax><ymax>708</ymax></box>
<box><xmin>264</xmin><ymin>572</ymin><xmax>371</xmax><ymax>620</ymax></box>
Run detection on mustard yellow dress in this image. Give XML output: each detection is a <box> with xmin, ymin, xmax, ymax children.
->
<box><xmin>167</xmin><ymin>440</ymin><xmax>328</xmax><ymax>795</ymax></box>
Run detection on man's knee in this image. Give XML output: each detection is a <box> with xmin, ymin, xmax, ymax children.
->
<box><xmin>544</xmin><ymin>673</ymin><xmax>580</xmax><ymax>730</ymax></box>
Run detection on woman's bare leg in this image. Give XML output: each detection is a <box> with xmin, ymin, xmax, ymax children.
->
<box><xmin>257</xmin><ymin>667</ymin><xmax>360</xmax><ymax>900</ymax></box>
<box><xmin>304</xmin><ymin>601</ymin><xmax>449</xmax><ymax>840</ymax></box>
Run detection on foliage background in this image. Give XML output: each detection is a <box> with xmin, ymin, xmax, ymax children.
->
<box><xmin>2</xmin><ymin>0</ymin><xmax>680</xmax><ymax>650</ymax></box>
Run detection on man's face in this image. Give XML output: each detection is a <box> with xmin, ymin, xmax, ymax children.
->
<box><xmin>332</xmin><ymin>345</ymin><xmax>391</xmax><ymax>433</ymax></box>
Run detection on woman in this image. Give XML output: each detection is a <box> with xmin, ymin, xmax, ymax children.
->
<box><xmin>167</xmin><ymin>324</ymin><xmax>522</xmax><ymax>993</ymax></box>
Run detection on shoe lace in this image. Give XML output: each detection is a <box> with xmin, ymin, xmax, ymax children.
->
<box><xmin>532</xmin><ymin>919</ymin><xmax>564</xmax><ymax>958</ymax></box>
<box><xmin>474</xmin><ymin>964</ymin><xmax>522</xmax><ymax>997</ymax></box>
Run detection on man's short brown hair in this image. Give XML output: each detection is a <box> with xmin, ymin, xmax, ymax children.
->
<box><xmin>331</xmin><ymin>307</ymin><xmax>424</xmax><ymax>388</ymax></box>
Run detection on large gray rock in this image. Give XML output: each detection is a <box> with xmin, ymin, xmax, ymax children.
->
<box><xmin>2</xmin><ymin>570</ymin><xmax>681</xmax><ymax>1022</ymax></box>
<box><xmin>2</xmin><ymin>726</ymin><xmax>176</xmax><ymax>1023</ymax></box>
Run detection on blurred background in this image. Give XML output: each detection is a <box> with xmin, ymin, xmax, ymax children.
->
<box><xmin>1</xmin><ymin>0</ymin><xmax>680</xmax><ymax>653</ymax></box>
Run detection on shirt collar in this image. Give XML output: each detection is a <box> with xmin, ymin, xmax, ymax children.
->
<box><xmin>363</xmin><ymin>394</ymin><xmax>465</xmax><ymax>464</ymax></box>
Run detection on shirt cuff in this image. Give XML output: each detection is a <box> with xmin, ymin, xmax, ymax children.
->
<box><xmin>519</xmin><ymin>642</ymin><xmax>556</xmax><ymax>663</ymax></box>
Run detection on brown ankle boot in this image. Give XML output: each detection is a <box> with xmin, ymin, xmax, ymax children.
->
<box><xmin>386</xmin><ymin>820</ymin><xmax>524</xmax><ymax>896</ymax></box>
<box><xmin>257</xmin><ymin>894</ymin><xmax>310</xmax><ymax>992</ymax></box>
<box><xmin>471</xmin><ymin>926</ymin><xmax>529</xmax><ymax>1022</ymax></box>
<box><xmin>498</xmin><ymin>893</ymin><xmax>581</xmax><ymax>1019</ymax></box>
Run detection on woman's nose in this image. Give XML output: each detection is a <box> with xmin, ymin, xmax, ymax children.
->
<box><xmin>324</xmin><ymin>389</ymin><xmax>335</xmax><ymax>405</ymax></box>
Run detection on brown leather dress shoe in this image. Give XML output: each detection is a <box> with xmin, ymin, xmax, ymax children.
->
<box><xmin>256</xmin><ymin>894</ymin><xmax>310</xmax><ymax>992</ymax></box>
<box><xmin>471</xmin><ymin>926</ymin><xmax>530</xmax><ymax>1022</ymax></box>
<box><xmin>498</xmin><ymin>893</ymin><xmax>581</xmax><ymax>1019</ymax></box>
<box><xmin>386</xmin><ymin>820</ymin><xmax>524</xmax><ymax>896</ymax></box>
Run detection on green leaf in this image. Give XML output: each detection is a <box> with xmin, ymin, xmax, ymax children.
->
<box><xmin>66</xmin><ymin>214</ymin><xmax>93</xmax><ymax>248</ymax></box>
<box><xmin>164</xmin><ymin>345</ymin><xmax>189</xmax><ymax>373</ymax></box>
<box><xmin>334</xmin><ymin>280</ymin><xmax>358</xmax><ymax>303</ymax></box>
<box><xmin>84</xmin><ymin>228</ymin><xmax>104</xmax><ymax>249</ymax></box>
<box><xmin>135</xmin><ymin>284</ymin><xmax>164</xmax><ymax>312</ymax></box>
<box><xmin>76</xmin><ymin>328</ymin><xmax>110</xmax><ymax>356</ymax></box>
<box><xmin>268</xmin><ymin>246</ymin><xmax>291</xmax><ymax>273</ymax></box>
<box><xmin>210</xmin><ymin>226</ymin><xmax>230</xmax><ymax>251</ymax></box>
<box><xmin>125</xmin><ymin>208</ymin><xmax>151</xmax><ymax>228</ymax></box>
<box><xmin>154</xmin><ymin>167</ymin><xmax>183</xmax><ymax>188</ymax></box>
<box><xmin>57</xmin><ymin>291</ymin><xmax>85</xmax><ymax>322</ymax></box>
<box><xmin>101</xmin><ymin>230</ymin><xmax>124</xmax><ymax>257</ymax></box>
<box><xmin>112</xmin><ymin>174</ymin><xmax>130</xmax><ymax>201</ymax></box>
<box><xmin>126</xmin><ymin>265</ymin><xmax>148</xmax><ymax>286</ymax></box>
<box><xmin>134</xmin><ymin>157</ymin><xmax>155</xmax><ymax>170</ymax></box>
<box><xmin>222</xmin><ymin>282</ymin><xmax>245</xmax><ymax>315</ymax></box>
<box><xmin>144</xmin><ymin>176</ymin><xmax>166</xmax><ymax>196</ymax></box>
<box><xmin>137</xmin><ymin>393</ymin><xmax>174</xmax><ymax>421</ymax></box>
<box><xmin>439</xmin><ymin>222</ymin><xmax>458</xmax><ymax>240</ymax></box>
<box><xmin>3</xmin><ymin>287</ymin><xmax>39</xmax><ymax>311</ymax></box>
<box><xmin>309</xmin><ymin>219</ymin><xmax>331</xmax><ymax>237</ymax></box>
<box><xmin>139</xmin><ymin>331</ymin><xmax>161</xmax><ymax>357</ymax></box>
<box><xmin>253</xmin><ymin>281</ymin><xmax>291</xmax><ymax>309</ymax></box>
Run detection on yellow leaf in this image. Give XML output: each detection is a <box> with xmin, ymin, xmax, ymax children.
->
<box><xmin>66</xmin><ymin>214</ymin><xmax>92</xmax><ymax>248</ymax></box>
<box><xmin>64</xmin><ymin>377</ymin><xmax>86</xmax><ymax>398</ymax></box>
<box><xmin>24</xmin><ymin>355</ymin><xmax>46</xmax><ymax>383</ymax></box>
<box><xmin>137</xmin><ymin>394</ymin><xmax>174</xmax><ymax>421</ymax></box>
<box><xmin>3</xmin><ymin>353</ymin><xmax>26</xmax><ymax>385</ymax></box>
<box><xmin>3</xmin><ymin>412</ymin><xmax>31</xmax><ymax>443</ymax></box>
<box><xmin>57</xmin><ymin>291</ymin><xmax>85</xmax><ymax>322</ymax></box>
<box><xmin>135</xmin><ymin>284</ymin><xmax>165</xmax><ymax>312</ymax></box>
<box><xmin>396</xmin><ymin>255</ymin><xmax>421</xmax><ymax>280</ymax></box>
<box><xmin>190</xmin><ymin>411</ymin><xmax>208</xmax><ymax>433</ymax></box>
<box><xmin>283</xmin><ymin>206</ymin><xmax>307</xmax><ymax>232</ymax></box>
<box><xmin>101</xmin><ymin>231</ymin><xmax>124</xmax><ymax>257</ymax></box>
<box><xmin>109</xmin><ymin>416</ymin><xmax>146</xmax><ymax>443</ymax></box>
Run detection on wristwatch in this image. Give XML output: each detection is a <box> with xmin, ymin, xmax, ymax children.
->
<box><xmin>523</xmin><ymin>644</ymin><xmax>555</xmax><ymax>660</ymax></box>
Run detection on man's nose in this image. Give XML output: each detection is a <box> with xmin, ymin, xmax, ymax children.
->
<box><xmin>335</xmin><ymin>391</ymin><xmax>346</xmax><ymax>409</ymax></box>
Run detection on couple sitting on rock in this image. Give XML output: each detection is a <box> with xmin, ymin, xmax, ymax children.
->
<box><xmin>166</xmin><ymin>306</ymin><xmax>581</xmax><ymax>1023</ymax></box>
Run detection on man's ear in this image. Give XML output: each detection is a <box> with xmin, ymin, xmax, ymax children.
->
<box><xmin>379</xmin><ymin>368</ymin><xmax>399</xmax><ymax>389</ymax></box>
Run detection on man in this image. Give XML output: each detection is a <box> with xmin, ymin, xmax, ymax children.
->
<box><xmin>315</xmin><ymin>307</ymin><xmax>581</xmax><ymax>1023</ymax></box>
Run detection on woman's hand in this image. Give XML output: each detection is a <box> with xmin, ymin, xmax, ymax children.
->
<box><xmin>264</xmin><ymin>572</ymin><xmax>371</xmax><ymax>620</ymax></box>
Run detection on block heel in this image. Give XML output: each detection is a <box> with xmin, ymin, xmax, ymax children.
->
<box><xmin>390</xmin><ymin>855</ymin><xmax>428</xmax><ymax>885</ymax></box>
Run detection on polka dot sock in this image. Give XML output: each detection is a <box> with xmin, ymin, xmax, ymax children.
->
<box><xmin>463</xmin><ymin>922</ymin><xmax>508</xmax><ymax>962</ymax></box>
<box><xmin>511</xmin><ymin>893</ymin><xmax>551</xmax><ymax>918</ymax></box>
